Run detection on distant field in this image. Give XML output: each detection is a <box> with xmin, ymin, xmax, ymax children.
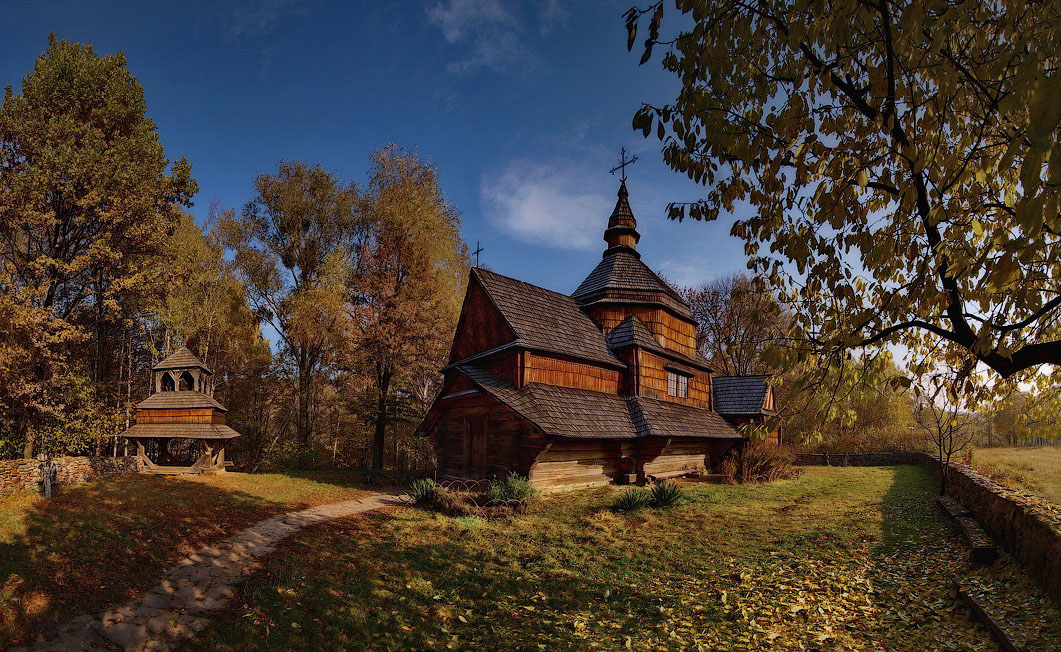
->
<box><xmin>972</xmin><ymin>446</ymin><xmax>1061</xmax><ymax>505</ymax></box>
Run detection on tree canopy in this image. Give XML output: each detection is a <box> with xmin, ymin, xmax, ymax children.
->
<box><xmin>626</xmin><ymin>0</ymin><xmax>1061</xmax><ymax>391</ymax></box>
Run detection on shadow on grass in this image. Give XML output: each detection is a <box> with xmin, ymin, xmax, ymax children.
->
<box><xmin>186</xmin><ymin>509</ymin><xmax>679</xmax><ymax>652</ymax></box>
<box><xmin>0</xmin><ymin>474</ymin><xmax>290</xmax><ymax>647</ymax></box>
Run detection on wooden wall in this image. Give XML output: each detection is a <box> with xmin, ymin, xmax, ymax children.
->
<box><xmin>448</xmin><ymin>278</ymin><xmax>516</xmax><ymax>363</ymax></box>
<box><xmin>529</xmin><ymin>439</ymin><xmax>632</xmax><ymax>489</ymax></box>
<box><xmin>728</xmin><ymin>416</ymin><xmax>782</xmax><ymax>446</ymax></box>
<box><xmin>637</xmin><ymin>350</ymin><xmax>711</xmax><ymax>408</ymax></box>
<box><xmin>586</xmin><ymin>306</ymin><xmax>698</xmax><ymax>357</ymax></box>
<box><xmin>136</xmin><ymin>408</ymin><xmax>226</xmax><ymax>424</ymax></box>
<box><xmin>522</xmin><ymin>353</ymin><xmax>621</xmax><ymax>393</ymax></box>
<box><xmin>431</xmin><ymin>393</ymin><xmax>546</xmax><ymax>480</ymax></box>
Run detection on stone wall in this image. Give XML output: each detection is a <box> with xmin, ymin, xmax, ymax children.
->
<box><xmin>797</xmin><ymin>451</ymin><xmax>1061</xmax><ymax>605</ymax></box>
<box><xmin>0</xmin><ymin>456</ymin><xmax>141</xmax><ymax>496</ymax></box>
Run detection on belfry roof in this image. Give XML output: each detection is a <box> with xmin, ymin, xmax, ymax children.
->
<box><xmin>152</xmin><ymin>346</ymin><xmax>212</xmax><ymax>373</ymax></box>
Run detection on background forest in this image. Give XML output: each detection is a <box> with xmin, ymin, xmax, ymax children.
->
<box><xmin>0</xmin><ymin>37</ymin><xmax>1053</xmax><ymax>473</ymax></box>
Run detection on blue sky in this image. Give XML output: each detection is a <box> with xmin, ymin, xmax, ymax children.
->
<box><xmin>1</xmin><ymin>0</ymin><xmax>749</xmax><ymax>294</ymax></box>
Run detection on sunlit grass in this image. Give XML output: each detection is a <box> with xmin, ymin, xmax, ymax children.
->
<box><xmin>185</xmin><ymin>466</ymin><xmax>1060</xmax><ymax>651</ymax></box>
<box><xmin>0</xmin><ymin>471</ymin><xmax>371</xmax><ymax>646</ymax></box>
<box><xmin>972</xmin><ymin>446</ymin><xmax>1061</xmax><ymax>506</ymax></box>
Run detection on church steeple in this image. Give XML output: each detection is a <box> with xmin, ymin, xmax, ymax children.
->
<box><xmin>603</xmin><ymin>180</ymin><xmax>641</xmax><ymax>259</ymax></box>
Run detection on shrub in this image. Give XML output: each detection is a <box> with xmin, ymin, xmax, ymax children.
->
<box><xmin>362</xmin><ymin>468</ymin><xmax>388</xmax><ymax>488</ymax></box>
<box><xmin>613</xmin><ymin>487</ymin><xmax>652</xmax><ymax>511</ymax></box>
<box><xmin>408</xmin><ymin>477</ymin><xmax>436</xmax><ymax>504</ymax></box>
<box><xmin>724</xmin><ymin>442</ymin><xmax>800</xmax><ymax>484</ymax></box>
<box><xmin>649</xmin><ymin>480</ymin><xmax>684</xmax><ymax>507</ymax></box>
<box><xmin>487</xmin><ymin>473</ymin><xmax>539</xmax><ymax>507</ymax></box>
<box><xmin>429</xmin><ymin>486</ymin><xmax>478</xmax><ymax>517</ymax></box>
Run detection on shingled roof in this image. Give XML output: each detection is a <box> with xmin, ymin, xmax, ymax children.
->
<box><xmin>452</xmin><ymin>365</ymin><xmax>739</xmax><ymax>440</ymax></box>
<box><xmin>630</xmin><ymin>395</ymin><xmax>739</xmax><ymax>439</ymax></box>
<box><xmin>136</xmin><ymin>391</ymin><xmax>227</xmax><ymax>412</ymax></box>
<box><xmin>471</xmin><ymin>268</ymin><xmax>625</xmax><ymax>369</ymax></box>
<box><xmin>572</xmin><ymin>250</ymin><xmax>693</xmax><ymax>320</ymax></box>
<box><xmin>713</xmin><ymin>375</ymin><xmax>772</xmax><ymax>415</ymax></box>
<box><xmin>153</xmin><ymin>346</ymin><xmax>212</xmax><ymax>373</ymax></box>
<box><xmin>123</xmin><ymin>423</ymin><xmax>241</xmax><ymax>440</ymax></box>
<box><xmin>605</xmin><ymin>316</ymin><xmax>713</xmax><ymax>371</ymax></box>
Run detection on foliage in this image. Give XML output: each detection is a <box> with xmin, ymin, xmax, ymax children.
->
<box><xmin>782</xmin><ymin>354</ymin><xmax>919</xmax><ymax>452</ymax></box>
<box><xmin>344</xmin><ymin>145</ymin><xmax>467</xmax><ymax>470</ymax></box>
<box><xmin>681</xmin><ymin>274</ymin><xmax>784</xmax><ymax>376</ymax></box>
<box><xmin>486</xmin><ymin>473</ymin><xmax>538</xmax><ymax>507</ymax></box>
<box><xmin>723</xmin><ymin>441</ymin><xmax>799</xmax><ymax>484</ymax></box>
<box><xmin>407</xmin><ymin>477</ymin><xmax>437</xmax><ymax>504</ymax></box>
<box><xmin>0</xmin><ymin>35</ymin><xmax>195</xmax><ymax>456</ymax></box>
<box><xmin>188</xmin><ymin>467</ymin><xmax>1061</xmax><ymax>651</ymax></box>
<box><xmin>626</xmin><ymin>1</ymin><xmax>1061</xmax><ymax>392</ymax></box>
<box><xmin>648</xmin><ymin>480</ymin><xmax>683</xmax><ymax>507</ymax></box>
<box><xmin>427</xmin><ymin>486</ymin><xmax>477</xmax><ymax>517</ymax></box>
<box><xmin>221</xmin><ymin>160</ymin><xmax>357</xmax><ymax>453</ymax></box>
<box><xmin>612</xmin><ymin>486</ymin><xmax>652</xmax><ymax>511</ymax></box>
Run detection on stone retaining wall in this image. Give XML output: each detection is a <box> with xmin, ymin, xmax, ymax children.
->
<box><xmin>0</xmin><ymin>456</ymin><xmax>141</xmax><ymax>496</ymax></box>
<box><xmin>797</xmin><ymin>451</ymin><xmax>1061</xmax><ymax>605</ymax></box>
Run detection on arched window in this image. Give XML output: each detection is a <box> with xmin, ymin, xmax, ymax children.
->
<box><xmin>179</xmin><ymin>371</ymin><xmax>195</xmax><ymax>392</ymax></box>
<box><xmin>161</xmin><ymin>373</ymin><xmax>175</xmax><ymax>392</ymax></box>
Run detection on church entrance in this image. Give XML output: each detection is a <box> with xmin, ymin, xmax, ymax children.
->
<box><xmin>463</xmin><ymin>417</ymin><xmax>487</xmax><ymax>478</ymax></box>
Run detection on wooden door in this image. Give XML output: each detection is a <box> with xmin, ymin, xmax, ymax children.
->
<box><xmin>464</xmin><ymin>417</ymin><xmax>487</xmax><ymax>478</ymax></box>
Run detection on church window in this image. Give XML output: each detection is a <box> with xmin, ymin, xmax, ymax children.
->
<box><xmin>667</xmin><ymin>371</ymin><xmax>689</xmax><ymax>398</ymax></box>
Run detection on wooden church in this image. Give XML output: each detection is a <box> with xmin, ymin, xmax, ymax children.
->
<box><xmin>418</xmin><ymin>181</ymin><xmax>780</xmax><ymax>489</ymax></box>
<box><xmin>122</xmin><ymin>346</ymin><xmax>241</xmax><ymax>474</ymax></box>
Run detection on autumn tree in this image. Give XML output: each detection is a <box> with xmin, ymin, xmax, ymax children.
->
<box><xmin>626</xmin><ymin>1</ymin><xmax>1061</xmax><ymax>389</ymax></box>
<box><xmin>221</xmin><ymin>161</ymin><xmax>358</xmax><ymax>452</ymax></box>
<box><xmin>0</xmin><ymin>35</ymin><xmax>196</xmax><ymax>456</ymax></box>
<box><xmin>345</xmin><ymin>146</ymin><xmax>466</xmax><ymax>471</ymax></box>
<box><xmin>682</xmin><ymin>274</ymin><xmax>784</xmax><ymax>376</ymax></box>
<box><xmin>913</xmin><ymin>369</ymin><xmax>976</xmax><ymax>494</ymax></box>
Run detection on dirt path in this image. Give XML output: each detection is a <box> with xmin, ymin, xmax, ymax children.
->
<box><xmin>14</xmin><ymin>493</ymin><xmax>403</xmax><ymax>652</ymax></box>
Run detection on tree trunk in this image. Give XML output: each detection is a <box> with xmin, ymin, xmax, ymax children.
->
<box><xmin>372</xmin><ymin>370</ymin><xmax>392</xmax><ymax>471</ymax></box>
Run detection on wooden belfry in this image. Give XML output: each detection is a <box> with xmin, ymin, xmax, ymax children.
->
<box><xmin>122</xmin><ymin>346</ymin><xmax>240</xmax><ymax>474</ymax></box>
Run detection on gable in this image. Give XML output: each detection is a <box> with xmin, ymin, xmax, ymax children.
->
<box><xmin>448</xmin><ymin>274</ymin><xmax>517</xmax><ymax>364</ymax></box>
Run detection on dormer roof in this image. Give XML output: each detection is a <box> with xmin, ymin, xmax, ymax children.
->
<box><xmin>152</xmin><ymin>346</ymin><xmax>212</xmax><ymax>374</ymax></box>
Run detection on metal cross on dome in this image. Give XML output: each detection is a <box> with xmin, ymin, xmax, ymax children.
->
<box><xmin>609</xmin><ymin>147</ymin><xmax>639</xmax><ymax>182</ymax></box>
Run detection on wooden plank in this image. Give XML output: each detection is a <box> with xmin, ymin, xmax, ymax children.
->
<box><xmin>955</xmin><ymin>516</ymin><xmax>999</xmax><ymax>564</ymax></box>
<box><xmin>937</xmin><ymin>495</ymin><xmax>971</xmax><ymax>519</ymax></box>
<box><xmin>955</xmin><ymin>582</ymin><xmax>1028</xmax><ymax>652</ymax></box>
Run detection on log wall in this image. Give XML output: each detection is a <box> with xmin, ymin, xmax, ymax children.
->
<box><xmin>529</xmin><ymin>439</ymin><xmax>628</xmax><ymax>489</ymax></box>
<box><xmin>431</xmin><ymin>393</ymin><xmax>545</xmax><ymax>480</ymax></box>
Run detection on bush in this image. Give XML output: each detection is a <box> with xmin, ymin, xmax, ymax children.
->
<box><xmin>613</xmin><ymin>487</ymin><xmax>652</xmax><ymax>511</ymax></box>
<box><xmin>408</xmin><ymin>477</ymin><xmax>436</xmax><ymax>504</ymax></box>
<box><xmin>428</xmin><ymin>486</ymin><xmax>478</xmax><ymax>517</ymax></box>
<box><xmin>649</xmin><ymin>480</ymin><xmax>683</xmax><ymax>507</ymax></box>
<box><xmin>487</xmin><ymin>473</ymin><xmax>539</xmax><ymax>506</ymax></box>
<box><xmin>722</xmin><ymin>442</ymin><xmax>800</xmax><ymax>484</ymax></box>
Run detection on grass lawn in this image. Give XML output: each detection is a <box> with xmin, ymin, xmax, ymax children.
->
<box><xmin>0</xmin><ymin>471</ymin><xmax>372</xmax><ymax>647</ymax></box>
<box><xmin>185</xmin><ymin>466</ymin><xmax>1060</xmax><ymax>651</ymax></box>
<box><xmin>972</xmin><ymin>446</ymin><xmax>1061</xmax><ymax>506</ymax></box>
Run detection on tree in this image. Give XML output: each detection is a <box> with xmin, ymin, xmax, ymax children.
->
<box><xmin>346</xmin><ymin>146</ymin><xmax>466</xmax><ymax>470</ymax></box>
<box><xmin>221</xmin><ymin>161</ymin><xmax>358</xmax><ymax>452</ymax></box>
<box><xmin>681</xmin><ymin>274</ymin><xmax>784</xmax><ymax>376</ymax></box>
<box><xmin>626</xmin><ymin>1</ymin><xmax>1061</xmax><ymax>387</ymax></box>
<box><xmin>0</xmin><ymin>35</ymin><xmax>196</xmax><ymax>456</ymax></box>
<box><xmin>913</xmin><ymin>371</ymin><xmax>976</xmax><ymax>494</ymax></box>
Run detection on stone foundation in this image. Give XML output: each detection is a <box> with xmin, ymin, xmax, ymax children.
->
<box><xmin>0</xmin><ymin>456</ymin><xmax>141</xmax><ymax>496</ymax></box>
<box><xmin>796</xmin><ymin>451</ymin><xmax>1061</xmax><ymax>605</ymax></box>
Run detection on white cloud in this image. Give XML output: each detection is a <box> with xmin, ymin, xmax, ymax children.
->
<box><xmin>425</xmin><ymin>0</ymin><xmax>566</xmax><ymax>73</ymax></box>
<box><xmin>225</xmin><ymin>0</ymin><xmax>305</xmax><ymax>41</ymax></box>
<box><xmin>481</xmin><ymin>160</ymin><xmax>611</xmax><ymax>250</ymax></box>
